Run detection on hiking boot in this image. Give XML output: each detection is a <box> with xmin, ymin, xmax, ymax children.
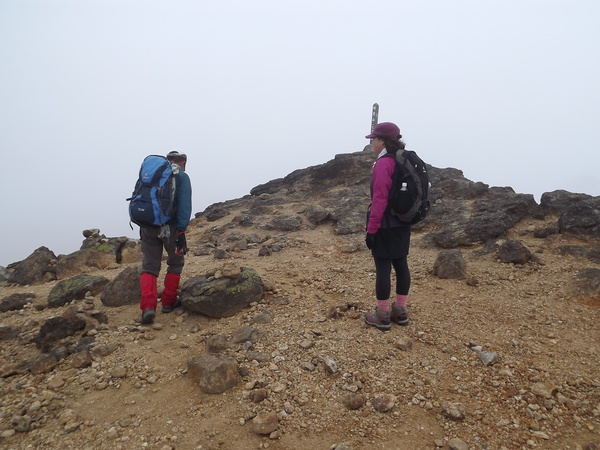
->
<box><xmin>391</xmin><ymin>303</ymin><xmax>409</xmax><ymax>326</ymax></box>
<box><xmin>141</xmin><ymin>308</ymin><xmax>155</xmax><ymax>324</ymax></box>
<box><xmin>364</xmin><ymin>308</ymin><xmax>391</xmax><ymax>331</ymax></box>
<box><xmin>161</xmin><ymin>297</ymin><xmax>182</xmax><ymax>314</ymax></box>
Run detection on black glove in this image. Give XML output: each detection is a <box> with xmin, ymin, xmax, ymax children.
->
<box><xmin>365</xmin><ymin>233</ymin><xmax>376</xmax><ymax>250</ymax></box>
<box><xmin>175</xmin><ymin>231</ymin><xmax>188</xmax><ymax>256</ymax></box>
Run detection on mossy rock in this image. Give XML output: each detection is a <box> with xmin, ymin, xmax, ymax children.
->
<box><xmin>48</xmin><ymin>274</ymin><xmax>109</xmax><ymax>308</ymax></box>
<box><xmin>181</xmin><ymin>268</ymin><xmax>263</xmax><ymax>318</ymax></box>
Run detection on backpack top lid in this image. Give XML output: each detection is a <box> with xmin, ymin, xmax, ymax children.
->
<box><xmin>140</xmin><ymin>155</ymin><xmax>173</xmax><ymax>184</ymax></box>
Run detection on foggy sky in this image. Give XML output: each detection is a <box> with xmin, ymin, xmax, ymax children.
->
<box><xmin>1</xmin><ymin>0</ymin><xmax>599</xmax><ymax>266</ymax></box>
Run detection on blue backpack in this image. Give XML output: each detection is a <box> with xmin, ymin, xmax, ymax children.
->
<box><xmin>128</xmin><ymin>155</ymin><xmax>179</xmax><ymax>228</ymax></box>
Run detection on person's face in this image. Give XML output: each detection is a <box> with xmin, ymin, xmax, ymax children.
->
<box><xmin>170</xmin><ymin>159</ymin><xmax>186</xmax><ymax>170</ymax></box>
<box><xmin>372</xmin><ymin>137</ymin><xmax>385</xmax><ymax>154</ymax></box>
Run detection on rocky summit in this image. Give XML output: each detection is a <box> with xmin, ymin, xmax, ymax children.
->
<box><xmin>0</xmin><ymin>148</ymin><xmax>599</xmax><ymax>450</ymax></box>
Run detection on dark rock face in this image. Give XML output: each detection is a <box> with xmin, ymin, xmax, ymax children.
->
<box><xmin>47</xmin><ymin>274</ymin><xmax>110</xmax><ymax>308</ymax></box>
<box><xmin>540</xmin><ymin>190</ymin><xmax>593</xmax><ymax>214</ymax></box>
<box><xmin>558</xmin><ymin>197</ymin><xmax>600</xmax><ymax>239</ymax></box>
<box><xmin>430</xmin><ymin>187</ymin><xmax>543</xmax><ymax>248</ymax></box>
<box><xmin>8</xmin><ymin>247</ymin><xmax>56</xmax><ymax>285</ymax></box>
<box><xmin>181</xmin><ymin>268</ymin><xmax>264</xmax><ymax>318</ymax></box>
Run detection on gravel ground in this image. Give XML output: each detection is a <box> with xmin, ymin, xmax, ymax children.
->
<box><xmin>0</xmin><ymin>213</ymin><xmax>599</xmax><ymax>450</ymax></box>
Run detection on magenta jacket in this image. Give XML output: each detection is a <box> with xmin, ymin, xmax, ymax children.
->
<box><xmin>367</xmin><ymin>153</ymin><xmax>403</xmax><ymax>234</ymax></box>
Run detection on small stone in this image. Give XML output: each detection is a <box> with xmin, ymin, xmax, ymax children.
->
<box><xmin>64</xmin><ymin>421</ymin><xmax>82</xmax><ymax>433</ymax></box>
<box><xmin>531</xmin><ymin>382</ymin><xmax>558</xmax><ymax>399</ymax></box>
<box><xmin>299</xmin><ymin>339</ymin><xmax>314</xmax><ymax>349</ymax></box>
<box><xmin>342</xmin><ymin>393</ymin><xmax>366</xmax><ymax>410</ymax></box>
<box><xmin>531</xmin><ymin>431</ymin><xmax>550</xmax><ymax>439</ymax></box>
<box><xmin>477</xmin><ymin>350</ymin><xmax>498</xmax><ymax>366</ymax></box>
<box><xmin>252</xmin><ymin>412</ymin><xmax>279</xmax><ymax>435</ymax></box>
<box><xmin>322</xmin><ymin>356</ymin><xmax>338</xmax><ymax>374</ymax></box>
<box><xmin>372</xmin><ymin>394</ymin><xmax>396</xmax><ymax>412</ymax></box>
<box><xmin>111</xmin><ymin>367</ymin><xmax>128</xmax><ymax>378</ymax></box>
<box><xmin>11</xmin><ymin>415</ymin><xmax>32</xmax><ymax>432</ymax></box>
<box><xmin>250</xmin><ymin>389</ymin><xmax>268</xmax><ymax>403</ymax></box>
<box><xmin>331</xmin><ymin>443</ymin><xmax>353</xmax><ymax>450</ymax></box>
<box><xmin>448</xmin><ymin>437</ymin><xmax>469</xmax><ymax>450</ymax></box>
<box><xmin>395</xmin><ymin>337</ymin><xmax>413</xmax><ymax>351</ymax></box>
<box><xmin>284</xmin><ymin>402</ymin><xmax>295</xmax><ymax>414</ymax></box>
<box><xmin>302</xmin><ymin>362</ymin><xmax>316</xmax><ymax>371</ymax></box>
<box><xmin>1</xmin><ymin>429</ymin><xmax>16</xmax><ymax>438</ymax></box>
<box><xmin>442</xmin><ymin>402</ymin><xmax>467</xmax><ymax>421</ymax></box>
<box><xmin>252</xmin><ymin>311</ymin><xmax>273</xmax><ymax>324</ymax></box>
<box><xmin>71</xmin><ymin>350</ymin><xmax>92</xmax><ymax>369</ymax></box>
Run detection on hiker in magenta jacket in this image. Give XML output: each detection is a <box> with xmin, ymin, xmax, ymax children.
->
<box><xmin>364</xmin><ymin>122</ymin><xmax>411</xmax><ymax>331</ymax></box>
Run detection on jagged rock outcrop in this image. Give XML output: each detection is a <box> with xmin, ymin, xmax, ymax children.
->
<box><xmin>54</xmin><ymin>232</ymin><xmax>142</xmax><ymax>279</ymax></box>
<box><xmin>197</xmin><ymin>151</ymin><xmax>556</xmax><ymax>248</ymax></box>
<box><xmin>7</xmin><ymin>246</ymin><xmax>56</xmax><ymax>285</ymax></box>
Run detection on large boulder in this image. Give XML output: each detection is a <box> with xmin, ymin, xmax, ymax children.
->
<box><xmin>498</xmin><ymin>240</ymin><xmax>532</xmax><ymax>264</ymax></box>
<box><xmin>7</xmin><ymin>246</ymin><xmax>56</xmax><ymax>285</ymax></box>
<box><xmin>540</xmin><ymin>190</ymin><xmax>593</xmax><ymax>214</ymax></box>
<box><xmin>558</xmin><ymin>197</ymin><xmax>600</xmax><ymax>239</ymax></box>
<box><xmin>180</xmin><ymin>267</ymin><xmax>263</xmax><ymax>318</ymax></box>
<box><xmin>47</xmin><ymin>274</ymin><xmax>110</xmax><ymax>308</ymax></box>
<box><xmin>433</xmin><ymin>249</ymin><xmax>466</xmax><ymax>279</ymax></box>
<box><xmin>100</xmin><ymin>265</ymin><xmax>141</xmax><ymax>307</ymax></box>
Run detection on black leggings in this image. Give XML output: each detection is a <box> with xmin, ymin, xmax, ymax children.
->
<box><xmin>374</xmin><ymin>256</ymin><xmax>411</xmax><ymax>300</ymax></box>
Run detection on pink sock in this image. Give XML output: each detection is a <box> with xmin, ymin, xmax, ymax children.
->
<box><xmin>377</xmin><ymin>300</ymin><xmax>389</xmax><ymax>312</ymax></box>
<box><xmin>395</xmin><ymin>295</ymin><xmax>408</xmax><ymax>308</ymax></box>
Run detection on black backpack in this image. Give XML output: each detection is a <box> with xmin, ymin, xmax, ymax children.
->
<box><xmin>128</xmin><ymin>155</ymin><xmax>178</xmax><ymax>228</ymax></box>
<box><xmin>384</xmin><ymin>150</ymin><xmax>431</xmax><ymax>225</ymax></box>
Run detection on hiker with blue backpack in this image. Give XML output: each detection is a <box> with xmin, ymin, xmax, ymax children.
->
<box><xmin>128</xmin><ymin>150</ymin><xmax>192</xmax><ymax>325</ymax></box>
<box><xmin>364</xmin><ymin>122</ymin><xmax>430</xmax><ymax>331</ymax></box>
